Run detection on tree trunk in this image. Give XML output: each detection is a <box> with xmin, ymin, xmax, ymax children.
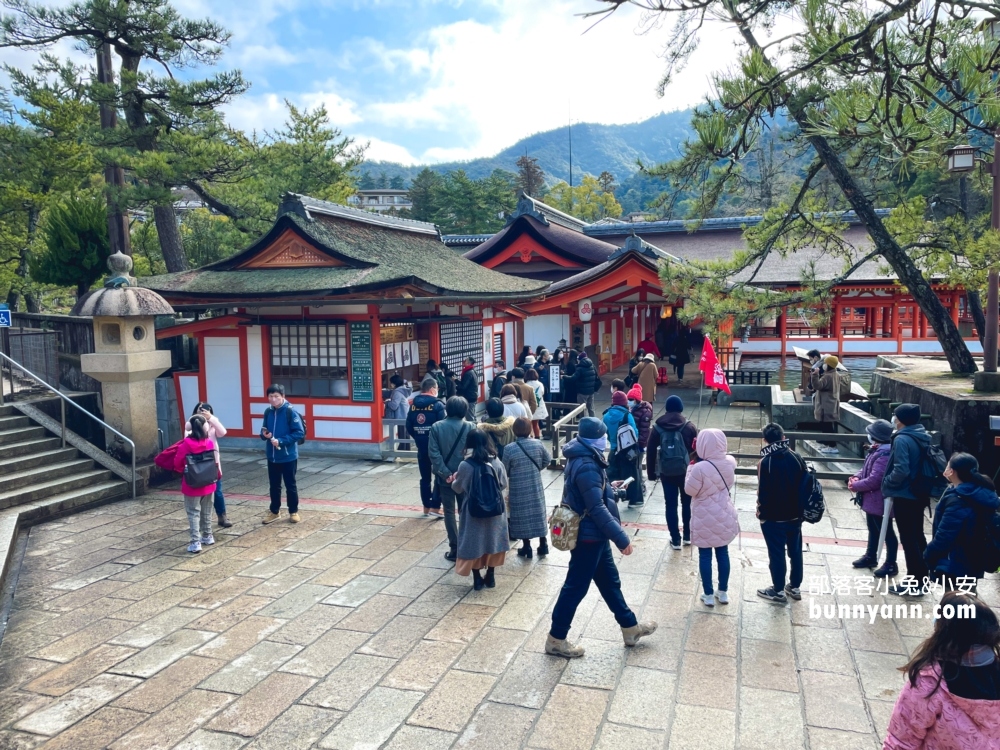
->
<box><xmin>968</xmin><ymin>290</ymin><xmax>986</xmax><ymax>347</ymax></box>
<box><xmin>96</xmin><ymin>43</ymin><xmax>132</xmax><ymax>258</ymax></box>
<box><xmin>153</xmin><ymin>205</ymin><xmax>188</xmax><ymax>273</ymax></box>
<box><xmin>6</xmin><ymin>207</ymin><xmax>41</xmax><ymax>313</ymax></box>
<box><xmin>731</xmin><ymin>13</ymin><xmax>978</xmax><ymax>374</ymax></box>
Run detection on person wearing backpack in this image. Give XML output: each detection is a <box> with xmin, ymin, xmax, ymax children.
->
<box><xmin>883</xmin><ymin>591</ymin><xmax>1000</xmax><ymax>749</ymax></box>
<box><xmin>450</xmin><ymin>429</ymin><xmax>510</xmax><ymax>590</ymax></box>
<box><xmin>260</xmin><ymin>384</ymin><xmax>306</xmax><ymax>525</ymax></box>
<box><xmin>503</xmin><ymin>417</ymin><xmax>552</xmax><ymax>559</ymax></box>
<box><xmin>479</xmin><ymin>397</ymin><xmax>516</xmax><ymax>459</ymax></box>
<box><xmin>426</xmin><ymin>360</ymin><xmax>448</xmax><ymax>400</ymax></box>
<box><xmin>185</xmin><ymin>402</ymin><xmax>231</xmax><ymax>528</ymax></box>
<box><xmin>925</xmin><ymin>453</ymin><xmax>1000</xmax><ymax>592</ymax></box>
<box><xmin>603</xmin><ymin>391</ymin><xmax>641</xmax><ymax>507</ymax></box>
<box><xmin>882</xmin><ymin>403</ymin><xmax>933</xmax><ymax>597</ymax></box>
<box><xmin>647</xmin><ymin>395</ymin><xmax>698</xmax><ymax>549</ymax></box>
<box><xmin>571</xmin><ymin>352</ymin><xmax>601</xmax><ymax>417</ymax></box>
<box><xmin>630</xmin><ymin>352</ymin><xmax>659</xmax><ymax>404</ymax></box>
<box><xmin>546</xmin><ymin>417</ymin><xmax>657</xmax><ymax>659</ymax></box>
<box><xmin>172</xmin><ymin>414</ymin><xmax>219</xmax><ymax>554</ymax></box>
<box><xmin>756</xmin><ymin>423</ymin><xmax>806</xmax><ymax>603</ymax></box>
<box><xmin>429</xmin><ymin>396</ymin><xmax>473</xmax><ymax>561</ymax></box>
<box><xmin>627</xmin><ymin>386</ymin><xmax>653</xmax><ymax>502</ymax></box>
<box><xmin>684</xmin><ymin>428</ymin><xmax>739</xmax><ymax>607</ymax></box>
<box><xmin>407</xmin><ymin>378</ymin><xmax>447</xmax><ymax>517</ymax></box>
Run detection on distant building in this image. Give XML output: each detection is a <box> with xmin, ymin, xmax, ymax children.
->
<box><xmin>347</xmin><ymin>189</ymin><xmax>412</xmax><ymax>214</ymax></box>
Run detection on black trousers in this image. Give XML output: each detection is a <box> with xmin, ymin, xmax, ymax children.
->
<box><xmin>864</xmin><ymin>512</ymin><xmax>898</xmax><ymax>564</ymax></box>
<box><xmin>267</xmin><ymin>460</ymin><xmax>299</xmax><ymax>514</ymax></box>
<box><xmin>416</xmin><ymin>447</ymin><xmax>435</xmax><ymax>509</ymax></box>
<box><xmin>891</xmin><ymin>497</ymin><xmax>928</xmax><ymax>582</ymax></box>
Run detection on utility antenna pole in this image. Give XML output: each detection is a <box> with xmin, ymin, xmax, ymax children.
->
<box><xmin>568</xmin><ymin>102</ymin><xmax>574</xmax><ymax>212</ymax></box>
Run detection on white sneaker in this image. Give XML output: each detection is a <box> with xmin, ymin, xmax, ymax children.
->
<box><xmin>187</xmin><ymin>541</ymin><xmax>202</xmax><ymax>554</ymax></box>
<box><xmin>700</xmin><ymin>593</ymin><xmax>715</xmax><ymax>607</ymax></box>
<box><xmin>201</xmin><ymin>534</ymin><xmax>215</xmax><ymax>546</ymax></box>
<box><xmin>819</xmin><ymin>447</ymin><xmax>839</xmax><ymax>455</ymax></box>
<box><xmin>716</xmin><ymin>591</ymin><xmax>729</xmax><ymax>605</ymax></box>
<box><xmin>670</xmin><ymin>541</ymin><xmax>682</xmax><ymax>551</ymax></box>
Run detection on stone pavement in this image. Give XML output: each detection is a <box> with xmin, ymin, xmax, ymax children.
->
<box><xmin>1</xmin><ymin>402</ymin><xmax>998</xmax><ymax>750</ymax></box>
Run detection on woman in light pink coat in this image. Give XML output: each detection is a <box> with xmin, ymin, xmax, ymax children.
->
<box><xmin>883</xmin><ymin>591</ymin><xmax>1000</xmax><ymax>749</ymax></box>
<box><xmin>684</xmin><ymin>428</ymin><xmax>739</xmax><ymax>607</ymax></box>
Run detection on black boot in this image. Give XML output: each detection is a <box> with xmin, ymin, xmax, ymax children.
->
<box><xmin>873</xmin><ymin>561</ymin><xmax>898</xmax><ymax>579</ymax></box>
<box><xmin>517</xmin><ymin>539</ymin><xmax>533</xmax><ymax>558</ymax></box>
<box><xmin>536</xmin><ymin>537</ymin><xmax>549</xmax><ymax>557</ymax></box>
<box><xmin>472</xmin><ymin>569</ymin><xmax>485</xmax><ymax>591</ymax></box>
<box><xmin>484</xmin><ymin>567</ymin><xmax>496</xmax><ymax>588</ymax></box>
<box><xmin>852</xmin><ymin>555</ymin><xmax>877</xmax><ymax>569</ymax></box>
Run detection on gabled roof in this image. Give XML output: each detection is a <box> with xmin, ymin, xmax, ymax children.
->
<box><xmin>464</xmin><ymin>211</ymin><xmax>618</xmax><ymax>267</ymax></box>
<box><xmin>548</xmin><ymin>234</ymin><xmax>680</xmax><ymax>294</ymax></box>
<box><xmin>140</xmin><ymin>194</ymin><xmax>548</xmax><ymax>302</ymax></box>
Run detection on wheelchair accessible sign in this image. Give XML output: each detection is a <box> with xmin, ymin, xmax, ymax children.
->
<box><xmin>0</xmin><ymin>304</ymin><xmax>10</xmax><ymax>328</ymax></box>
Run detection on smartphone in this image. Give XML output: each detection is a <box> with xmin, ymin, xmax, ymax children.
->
<box><xmin>620</xmin><ymin>477</ymin><xmax>635</xmax><ymax>488</ymax></box>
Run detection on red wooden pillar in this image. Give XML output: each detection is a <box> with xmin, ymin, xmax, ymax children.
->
<box><xmin>892</xmin><ymin>300</ymin><xmax>902</xmax><ymax>350</ymax></box>
<box><xmin>863</xmin><ymin>307</ymin><xmax>873</xmax><ymax>337</ymax></box>
<box><xmin>950</xmin><ymin>293</ymin><xmax>960</xmax><ymax>327</ymax></box>
<box><xmin>832</xmin><ymin>302</ymin><xmax>843</xmax><ymax>355</ymax></box>
<box><xmin>919</xmin><ymin>306</ymin><xmax>928</xmax><ymax>338</ymax></box>
<box><xmin>882</xmin><ymin>306</ymin><xmax>892</xmax><ymax>337</ymax></box>
<box><xmin>912</xmin><ymin>305</ymin><xmax>920</xmax><ymax>338</ymax></box>
<box><xmin>777</xmin><ymin>306</ymin><xmax>788</xmax><ymax>355</ymax></box>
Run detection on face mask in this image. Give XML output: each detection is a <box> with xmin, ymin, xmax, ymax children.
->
<box><xmin>587</xmin><ymin>436</ymin><xmax>609</xmax><ymax>453</ymax></box>
<box><xmin>628</xmin><ymin>400</ymin><xmax>637</xmax><ymax>409</ymax></box>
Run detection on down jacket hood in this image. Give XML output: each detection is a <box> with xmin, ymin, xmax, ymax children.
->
<box><xmin>695</xmin><ymin>428</ymin><xmax>728</xmax><ymax>461</ymax></box>
<box><xmin>955</xmin><ymin>482</ymin><xmax>1000</xmax><ymax>511</ymax></box>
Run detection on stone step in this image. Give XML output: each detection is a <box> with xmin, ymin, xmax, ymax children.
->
<box><xmin>0</xmin><ymin>415</ymin><xmax>31</xmax><ymax>431</ymax></box>
<box><xmin>0</xmin><ymin>469</ymin><xmax>113</xmax><ymax>510</ymax></box>
<box><xmin>0</xmin><ymin>404</ymin><xmax>13</xmax><ymax>418</ymax></box>
<box><xmin>0</xmin><ymin>447</ymin><xmax>79</xmax><ymax>474</ymax></box>
<box><xmin>0</xmin><ymin>425</ymin><xmax>47</xmax><ymax>446</ymax></box>
<box><xmin>0</xmin><ymin>437</ymin><xmax>63</xmax><ymax>459</ymax></box>
<box><xmin>0</xmin><ymin>459</ymin><xmax>97</xmax><ymax>494</ymax></box>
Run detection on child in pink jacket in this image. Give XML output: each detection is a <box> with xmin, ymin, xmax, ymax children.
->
<box><xmin>884</xmin><ymin>591</ymin><xmax>1000</xmax><ymax>749</ymax></box>
<box><xmin>173</xmin><ymin>415</ymin><xmax>218</xmax><ymax>553</ymax></box>
<box><xmin>684</xmin><ymin>428</ymin><xmax>739</xmax><ymax>608</ymax></box>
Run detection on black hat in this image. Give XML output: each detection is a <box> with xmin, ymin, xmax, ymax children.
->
<box><xmin>893</xmin><ymin>403</ymin><xmax>921</xmax><ymax>426</ymax></box>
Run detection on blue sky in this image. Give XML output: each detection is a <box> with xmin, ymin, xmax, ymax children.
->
<box><xmin>2</xmin><ymin>0</ymin><xmax>743</xmax><ymax>164</ymax></box>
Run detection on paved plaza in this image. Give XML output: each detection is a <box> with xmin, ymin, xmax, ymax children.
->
<box><xmin>1</xmin><ymin>402</ymin><xmax>997</xmax><ymax>750</ymax></box>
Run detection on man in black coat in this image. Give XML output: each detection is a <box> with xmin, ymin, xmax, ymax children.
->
<box><xmin>571</xmin><ymin>352</ymin><xmax>602</xmax><ymax>417</ymax></box>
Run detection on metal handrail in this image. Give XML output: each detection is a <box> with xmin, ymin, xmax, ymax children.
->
<box><xmin>0</xmin><ymin>350</ymin><xmax>135</xmax><ymax>498</ymax></box>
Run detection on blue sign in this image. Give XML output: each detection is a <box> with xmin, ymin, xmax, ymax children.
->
<box><xmin>0</xmin><ymin>304</ymin><xmax>9</xmax><ymax>328</ymax></box>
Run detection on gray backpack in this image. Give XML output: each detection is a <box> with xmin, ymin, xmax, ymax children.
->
<box><xmin>655</xmin><ymin>422</ymin><xmax>690</xmax><ymax>477</ymax></box>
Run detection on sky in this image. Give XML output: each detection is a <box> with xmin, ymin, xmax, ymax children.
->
<box><xmin>1</xmin><ymin>0</ymin><xmax>744</xmax><ymax>165</ymax></box>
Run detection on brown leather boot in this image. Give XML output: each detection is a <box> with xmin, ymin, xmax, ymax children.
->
<box><xmin>217</xmin><ymin>514</ymin><xmax>233</xmax><ymax>528</ymax></box>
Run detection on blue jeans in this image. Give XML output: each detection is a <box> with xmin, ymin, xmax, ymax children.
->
<box><xmin>761</xmin><ymin>520</ymin><xmax>803</xmax><ymax>590</ymax></box>
<box><xmin>267</xmin><ymin>460</ymin><xmax>299</xmax><ymax>514</ymax></box>
<box><xmin>550</xmin><ymin>540</ymin><xmax>637</xmax><ymax>640</ymax></box>
<box><xmin>698</xmin><ymin>546</ymin><xmax>731</xmax><ymax>596</ymax></box>
<box><xmin>213</xmin><ymin>475</ymin><xmax>226</xmax><ymax>517</ymax></box>
<box><xmin>662</xmin><ymin>477</ymin><xmax>691</xmax><ymax>544</ymax></box>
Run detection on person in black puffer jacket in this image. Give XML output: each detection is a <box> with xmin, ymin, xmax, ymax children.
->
<box><xmin>571</xmin><ymin>352</ymin><xmax>601</xmax><ymax>417</ymax></box>
<box><xmin>546</xmin><ymin>417</ymin><xmax>656</xmax><ymax>659</ymax></box>
<box><xmin>756</xmin><ymin>423</ymin><xmax>807</xmax><ymax>603</ymax></box>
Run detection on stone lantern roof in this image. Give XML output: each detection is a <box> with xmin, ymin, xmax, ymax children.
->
<box><xmin>72</xmin><ymin>251</ymin><xmax>175</xmax><ymax>317</ymax></box>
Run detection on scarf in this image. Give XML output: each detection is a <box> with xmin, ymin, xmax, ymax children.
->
<box><xmin>760</xmin><ymin>439</ymin><xmax>789</xmax><ymax>458</ymax></box>
<box><xmin>461</xmin><ymin>363</ymin><xmax>475</xmax><ymax>376</ymax></box>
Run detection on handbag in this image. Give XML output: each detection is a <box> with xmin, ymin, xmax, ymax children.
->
<box><xmin>548</xmin><ymin>469</ymin><xmax>601</xmax><ymax>552</ymax></box>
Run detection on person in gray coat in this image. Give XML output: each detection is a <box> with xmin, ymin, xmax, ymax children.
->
<box><xmin>881</xmin><ymin>403</ymin><xmax>931</xmax><ymax>597</ymax></box>
<box><xmin>502</xmin><ymin>418</ymin><xmax>552</xmax><ymax>559</ymax></box>
<box><xmin>429</xmin><ymin>396</ymin><xmax>473</xmax><ymax>562</ymax></box>
<box><xmin>451</xmin><ymin>429</ymin><xmax>510</xmax><ymax>590</ymax></box>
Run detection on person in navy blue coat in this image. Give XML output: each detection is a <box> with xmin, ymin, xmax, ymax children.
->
<box><xmin>260</xmin><ymin>384</ymin><xmax>306</xmax><ymax>524</ymax></box>
<box><xmin>546</xmin><ymin>417</ymin><xmax>657</xmax><ymax>659</ymax></box>
<box><xmin>926</xmin><ymin>452</ymin><xmax>1000</xmax><ymax>591</ymax></box>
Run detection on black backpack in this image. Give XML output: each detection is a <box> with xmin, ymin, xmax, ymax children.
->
<box><xmin>265</xmin><ymin>405</ymin><xmax>307</xmax><ymax>446</ymax></box>
<box><xmin>655</xmin><ymin>423</ymin><xmax>690</xmax><ymax>477</ymax></box>
<box><xmin>796</xmin><ymin>457</ymin><xmax>825</xmax><ymax>524</ymax></box>
<box><xmin>465</xmin><ymin>460</ymin><xmax>505</xmax><ymax>518</ymax></box>
<box><xmin>971</xmin><ymin>504</ymin><xmax>1000</xmax><ymax>574</ymax></box>
<box><xmin>184</xmin><ymin>450</ymin><xmax>219</xmax><ymax>488</ymax></box>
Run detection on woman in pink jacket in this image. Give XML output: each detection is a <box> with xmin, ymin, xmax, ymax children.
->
<box><xmin>173</xmin><ymin>415</ymin><xmax>219</xmax><ymax>554</ymax></box>
<box><xmin>684</xmin><ymin>428</ymin><xmax>739</xmax><ymax>607</ymax></box>
<box><xmin>884</xmin><ymin>591</ymin><xmax>1000</xmax><ymax>749</ymax></box>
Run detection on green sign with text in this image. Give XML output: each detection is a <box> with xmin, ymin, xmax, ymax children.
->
<box><xmin>350</xmin><ymin>322</ymin><xmax>374</xmax><ymax>402</ymax></box>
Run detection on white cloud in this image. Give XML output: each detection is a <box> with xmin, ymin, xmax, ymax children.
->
<box><xmin>361</xmin><ymin>137</ymin><xmax>421</xmax><ymax>164</ymax></box>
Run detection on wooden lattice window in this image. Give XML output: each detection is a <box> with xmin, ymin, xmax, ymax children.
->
<box><xmin>270</xmin><ymin>324</ymin><xmax>349</xmax><ymax>398</ymax></box>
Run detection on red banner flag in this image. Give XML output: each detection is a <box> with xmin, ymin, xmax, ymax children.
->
<box><xmin>699</xmin><ymin>337</ymin><xmax>732</xmax><ymax>395</ymax></box>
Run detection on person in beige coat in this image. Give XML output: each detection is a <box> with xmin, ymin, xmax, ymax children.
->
<box><xmin>810</xmin><ymin>355</ymin><xmax>841</xmax><ymax>455</ymax></box>
<box><xmin>631</xmin><ymin>353</ymin><xmax>659</xmax><ymax>404</ymax></box>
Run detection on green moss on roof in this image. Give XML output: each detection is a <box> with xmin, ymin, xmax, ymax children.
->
<box><xmin>141</xmin><ymin>207</ymin><xmax>548</xmax><ymax>299</ymax></box>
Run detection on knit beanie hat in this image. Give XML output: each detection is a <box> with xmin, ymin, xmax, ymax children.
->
<box><xmin>578</xmin><ymin>416</ymin><xmax>607</xmax><ymax>439</ymax></box>
<box><xmin>825</xmin><ymin>355</ymin><xmax>840</xmax><ymax>368</ymax></box>
<box><xmin>627</xmin><ymin>386</ymin><xmax>644</xmax><ymax>402</ymax></box>
<box><xmin>666</xmin><ymin>395</ymin><xmax>684</xmax><ymax>413</ymax></box>
<box><xmin>612</xmin><ymin>391</ymin><xmax>628</xmax><ymax>407</ymax></box>
<box><xmin>579</xmin><ymin>351</ymin><xmax>589</xmax><ymax>360</ymax></box>
<box><xmin>893</xmin><ymin>403</ymin><xmax>921</xmax><ymax>426</ymax></box>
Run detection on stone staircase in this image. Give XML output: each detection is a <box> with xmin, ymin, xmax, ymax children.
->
<box><xmin>0</xmin><ymin>404</ymin><xmax>129</xmax><ymax>516</ymax></box>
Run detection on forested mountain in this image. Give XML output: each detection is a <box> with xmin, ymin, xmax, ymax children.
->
<box><xmin>359</xmin><ymin>110</ymin><xmax>696</xmax><ymax>192</ymax></box>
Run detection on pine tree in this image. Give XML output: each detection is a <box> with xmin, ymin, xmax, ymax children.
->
<box><xmin>515</xmin><ymin>154</ymin><xmax>545</xmax><ymax>197</ymax></box>
<box><xmin>32</xmin><ymin>193</ymin><xmax>110</xmax><ymax>299</ymax></box>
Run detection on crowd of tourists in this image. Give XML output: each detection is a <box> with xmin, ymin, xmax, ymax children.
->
<box><xmin>156</xmin><ymin>342</ymin><xmax>1000</xmax><ymax>746</ymax></box>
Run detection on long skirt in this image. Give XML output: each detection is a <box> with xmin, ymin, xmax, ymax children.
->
<box><xmin>456</xmin><ymin>502</ymin><xmax>510</xmax><ymax>576</ymax></box>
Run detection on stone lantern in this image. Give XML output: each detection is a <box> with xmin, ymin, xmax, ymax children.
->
<box><xmin>72</xmin><ymin>251</ymin><xmax>174</xmax><ymax>462</ymax></box>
